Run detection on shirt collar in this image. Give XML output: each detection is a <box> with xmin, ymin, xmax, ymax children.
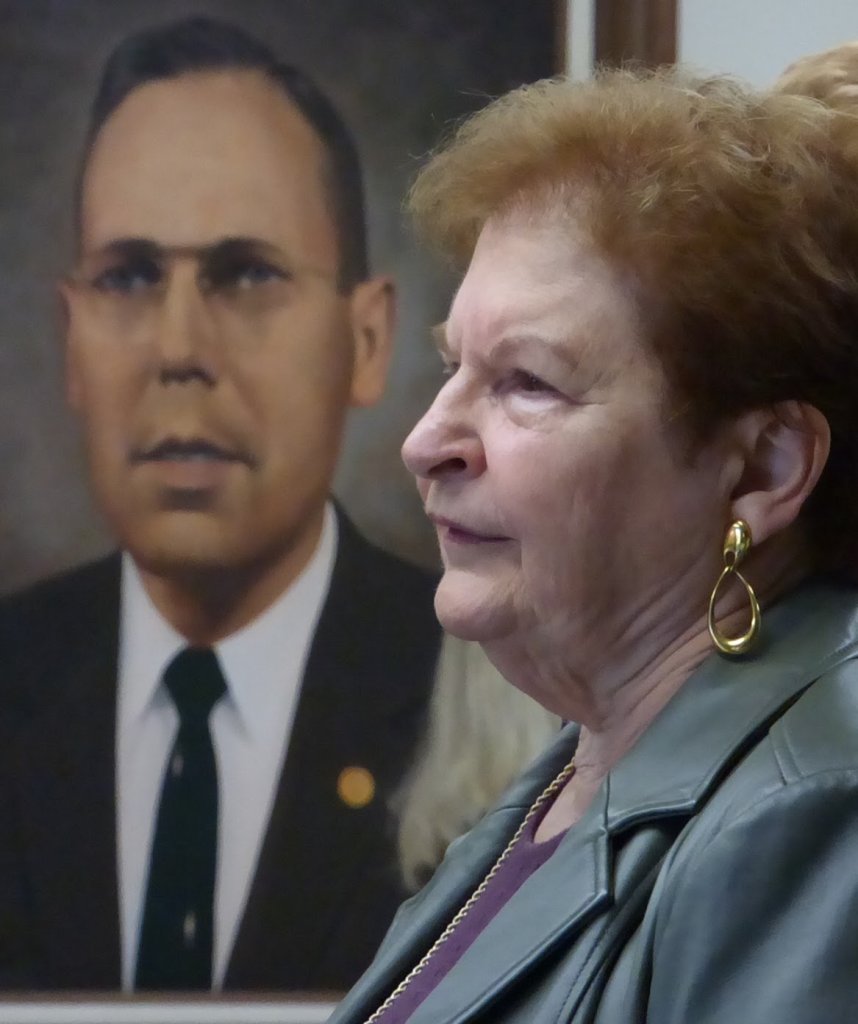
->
<box><xmin>217</xmin><ymin>504</ymin><xmax>337</xmax><ymax>740</ymax></box>
<box><xmin>119</xmin><ymin>502</ymin><xmax>338</xmax><ymax>739</ymax></box>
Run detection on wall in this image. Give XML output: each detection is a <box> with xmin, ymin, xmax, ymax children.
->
<box><xmin>678</xmin><ymin>0</ymin><xmax>858</xmax><ymax>84</ymax></box>
<box><xmin>566</xmin><ymin>0</ymin><xmax>594</xmax><ymax>78</ymax></box>
<box><xmin>567</xmin><ymin>0</ymin><xmax>858</xmax><ymax>83</ymax></box>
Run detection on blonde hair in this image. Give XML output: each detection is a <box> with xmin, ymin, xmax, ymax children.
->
<box><xmin>408</xmin><ymin>67</ymin><xmax>858</xmax><ymax>574</ymax></box>
<box><xmin>773</xmin><ymin>41</ymin><xmax>858</xmax><ymax>168</ymax></box>
<box><xmin>396</xmin><ymin>634</ymin><xmax>560</xmax><ymax>892</ymax></box>
<box><xmin>775</xmin><ymin>41</ymin><xmax>858</xmax><ymax>110</ymax></box>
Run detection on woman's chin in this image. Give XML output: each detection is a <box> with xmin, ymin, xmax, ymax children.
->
<box><xmin>433</xmin><ymin>573</ymin><xmax>514</xmax><ymax>642</ymax></box>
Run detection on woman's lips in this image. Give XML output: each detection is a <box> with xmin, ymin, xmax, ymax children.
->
<box><xmin>429</xmin><ymin>515</ymin><xmax>510</xmax><ymax>545</ymax></box>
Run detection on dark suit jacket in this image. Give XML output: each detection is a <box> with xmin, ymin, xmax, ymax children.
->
<box><xmin>332</xmin><ymin>580</ymin><xmax>858</xmax><ymax>1024</ymax></box>
<box><xmin>0</xmin><ymin>510</ymin><xmax>441</xmax><ymax>993</ymax></box>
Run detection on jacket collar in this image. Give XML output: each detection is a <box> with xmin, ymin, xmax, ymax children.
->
<box><xmin>335</xmin><ymin>579</ymin><xmax>858</xmax><ymax>1024</ymax></box>
<box><xmin>451</xmin><ymin>578</ymin><xmax>858</xmax><ymax>833</ymax></box>
<box><xmin>607</xmin><ymin>578</ymin><xmax>858</xmax><ymax>830</ymax></box>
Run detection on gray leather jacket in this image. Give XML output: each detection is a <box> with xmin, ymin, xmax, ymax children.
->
<box><xmin>332</xmin><ymin>581</ymin><xmax>858</xmax><ymax>1023</ymax></box>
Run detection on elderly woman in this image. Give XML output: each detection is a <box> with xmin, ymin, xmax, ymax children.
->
<box><xmin>331</xmin><ymin>69</ymin><xmax>858</xmax><ymax>1023</ymax></box>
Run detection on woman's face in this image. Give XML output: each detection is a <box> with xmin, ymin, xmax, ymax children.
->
<box><xmin>402</xmin><ymin>208</ymin><xmax>729</xmax><ymax>686</ymax></box>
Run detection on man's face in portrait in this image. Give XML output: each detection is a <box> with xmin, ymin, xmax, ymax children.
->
<box><xmin>61</xmin><ymin>70</ymin><xmax>393</xmax><ymax>584</ymax></box>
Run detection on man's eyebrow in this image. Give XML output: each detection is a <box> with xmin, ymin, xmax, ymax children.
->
<box><xmin>84</xmin><ymin>237</ymin><xmax>163</xmax><ymax>261</ymax></box>
<box><xmin>83</xmin><ymin>236</ymin><xmax>285</xmax><ymax>261</ymax></box>
<box><xmin>203</xmin><ymin>236</ymin><xmax>285</xmax><ymax>261</ymax></box>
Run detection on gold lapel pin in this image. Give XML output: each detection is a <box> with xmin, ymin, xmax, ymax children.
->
<box><xmin>337</xmin><ymin>765</ymin><xmax>376</xmax><ymax>809</ymax></box>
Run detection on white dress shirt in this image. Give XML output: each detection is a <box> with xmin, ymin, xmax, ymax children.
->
<box><xmin>117</xmin><ymin>504</ymin><xmax>337</xmax><ymax>990</ymax></box>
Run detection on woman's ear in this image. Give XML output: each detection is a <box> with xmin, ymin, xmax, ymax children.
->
<box><xmin>729</xmin><ymin>401</ymin><xmax>830</xmax><ymax>545</ymax></box>
<box><xmin>347</xmin><ymin>274</ymin><xmax>396</xmax><ymax>408</ymax></box>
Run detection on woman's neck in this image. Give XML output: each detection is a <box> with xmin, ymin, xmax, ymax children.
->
<box><xmin>532</xmin><ymin>542</ymin><xmax>811</xmax><ymax>841</ymax></box>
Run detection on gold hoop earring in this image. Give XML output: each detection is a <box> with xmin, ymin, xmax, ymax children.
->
<box><xmin>708</xmin><ymin>519</ymin><xmax>761</xmax><ymax>656</ymax></box>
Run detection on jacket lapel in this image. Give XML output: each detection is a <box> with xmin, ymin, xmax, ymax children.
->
<box><xmin>336</xmin><ymin>736</ymin><xmax>584</xmax><ymax>1018</ymax></box>
<box><xmin>409</xmin><ymin>791</ymin><xmax>610</xmax><ymax>1024</ymax></box>
<box><xmin>11</xmin><ymin>556</ymin><xmax>122</xmax><ymax>987</ymax></box>
<box><xmin>226</xmin><ymin>510</ymin><xmax>440</xmax><ymax>990</ymax></box>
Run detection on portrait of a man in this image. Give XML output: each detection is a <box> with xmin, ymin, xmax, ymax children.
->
<box><xmin>0</xmin><ymin>1</ymin><xmax>559</xmax><ymax>997</ymax></box>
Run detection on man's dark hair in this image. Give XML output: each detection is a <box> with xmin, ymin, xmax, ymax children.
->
<box><xmin>82</xmin><ymin>15</ymin><xmax>368</xmax><ymax>289</ymax></box>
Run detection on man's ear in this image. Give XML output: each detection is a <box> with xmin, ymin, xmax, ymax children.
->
<box><xmin>729</xmin><ymin>401</ymin><xmax>830</xmax><ymax>545</ymax></box>
<box><xmin>57</xmin><ymin>278</ymin><xmax>82</xmax><ymax>411</ymax></box>
<box><xmin>346</xmin><ymin>274</ymin><xmax>396</xmax><ymax>408</ymax></box>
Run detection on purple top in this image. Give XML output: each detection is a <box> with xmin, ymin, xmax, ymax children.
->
<box><xmin>373</xmin><ymin>808</ymin><xmax>568</xmax><ymax>1024</ymax></box>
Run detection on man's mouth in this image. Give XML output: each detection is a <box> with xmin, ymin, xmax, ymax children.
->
<box><xmin>131</xmin><ymin>437</ymin><xmax>253</xmax><ymax>466</ymax></box>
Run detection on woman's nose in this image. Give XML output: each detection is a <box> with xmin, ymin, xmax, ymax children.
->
<box><xmin>402</xmin><ymin>394</ymin><xmax>486</xmax><ymax>482</ymax></box>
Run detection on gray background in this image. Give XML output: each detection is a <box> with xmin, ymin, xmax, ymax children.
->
<box><xmin>0</xmin><ymin>0</ymin><xmax>558</xmax><ymax>595</ymax></box>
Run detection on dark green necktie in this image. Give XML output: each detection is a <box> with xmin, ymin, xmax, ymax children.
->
<box><xmin>135</xmin><ymin>647</ymin><xmax>226</xmax><ymax>990</ymax></box>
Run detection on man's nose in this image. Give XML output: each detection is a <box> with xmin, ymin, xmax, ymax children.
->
<box><xmin>401</xmin><ymin>385</ymin><xmax>486</xmax><ymax>482</ymax></box>
<box><xmin>153</xmin><ymin>264</ymin><xmax>220</xmax><ymax>386</ymax></box>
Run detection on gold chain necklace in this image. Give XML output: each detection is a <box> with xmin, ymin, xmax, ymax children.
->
<box><xmin>363</xmin><ymin>755</ymin><xmax>577</xmax><ymax>1024</ymax></box>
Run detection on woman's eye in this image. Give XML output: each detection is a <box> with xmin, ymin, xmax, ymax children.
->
<box><xmin>508</xmin><ymin>370</ymin><xmax>554</xmax><ymax>394</ymax></box>
<box><xmin>93</xmin><ymin>259</ymin><xmax>161</xmax><ymax>294</ymax></box>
